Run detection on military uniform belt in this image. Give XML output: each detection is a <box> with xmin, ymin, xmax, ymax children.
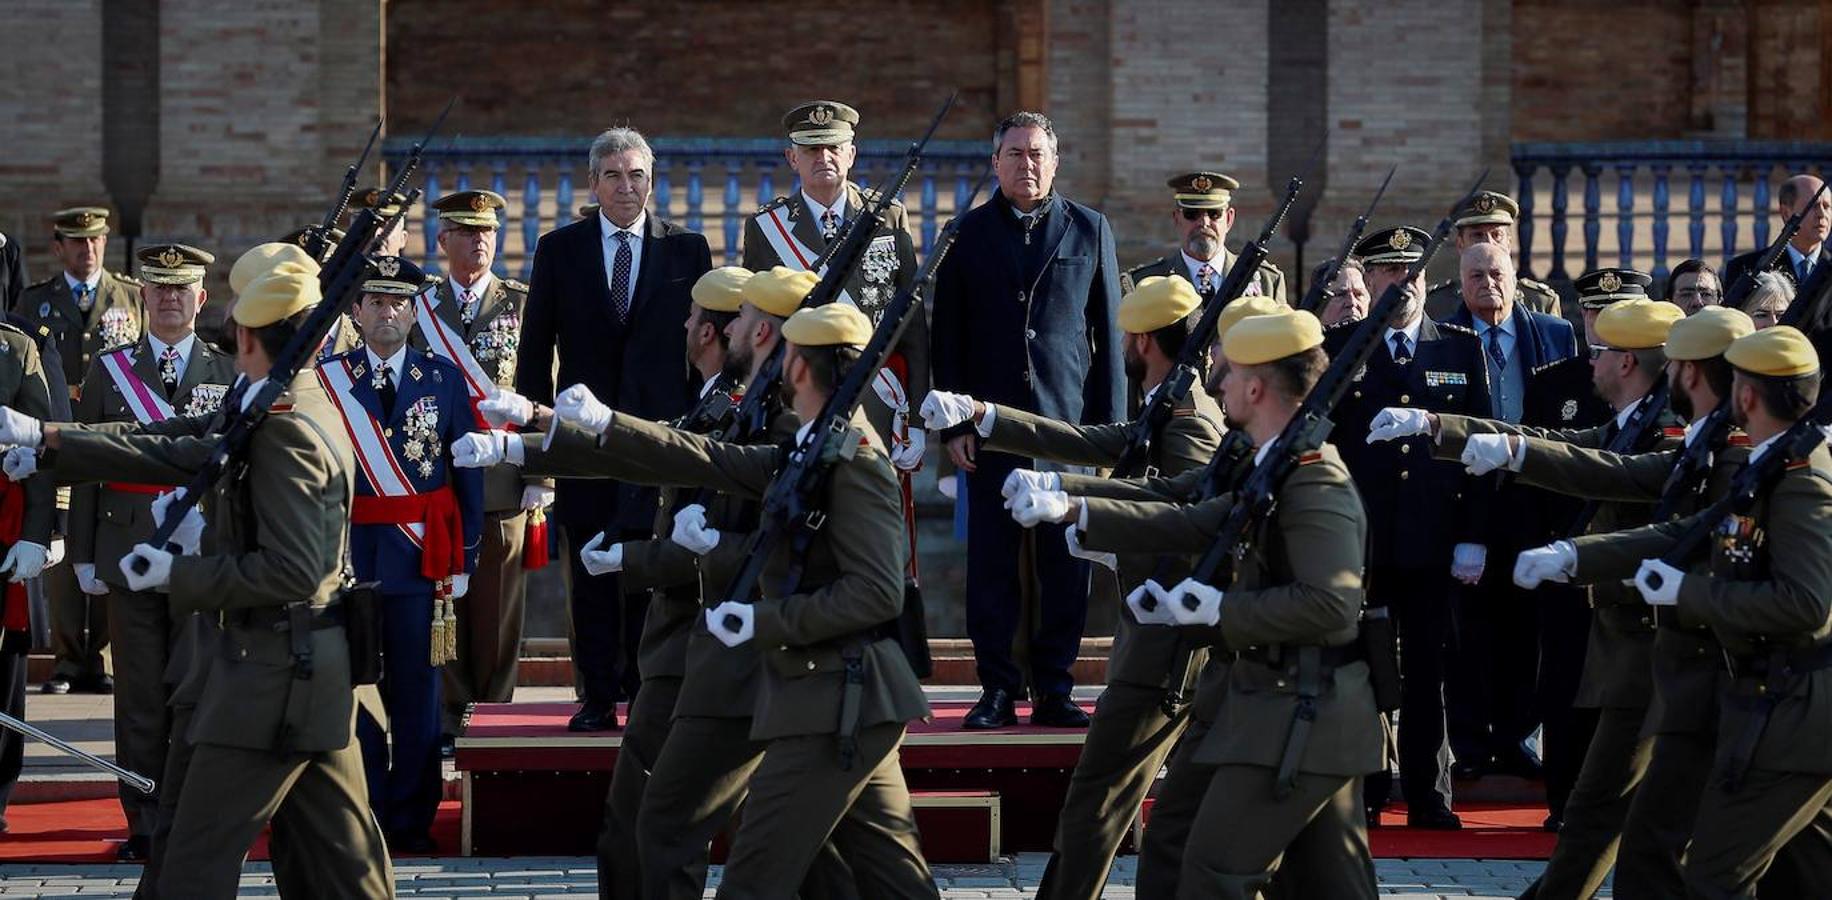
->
<box><xmin>1236</xmin><ymin>641</ymin><xmax>1364</xmax><ymax>671</ymax></box>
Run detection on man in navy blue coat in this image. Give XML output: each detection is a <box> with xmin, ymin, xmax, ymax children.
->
<box><xmin>930</xmin><ymin>111</ymin><xmax>1123</xmax><ymax>729</ymax></box>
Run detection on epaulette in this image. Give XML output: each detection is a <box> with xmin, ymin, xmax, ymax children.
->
<box><xmin>1728</xmin><ymin>433</ymin><xmax>1753</xmax><ymax>447</ymax></box>
<box><xmin>756</xmin><ymin>195</ymin><xmax>790</xmax><ymax>214</ymax></box>
<box><xmin>1662</xmin><ymin>426</ymin><xmax>1686</xmax><ymax>438</ymax></box>
<box><xmin>112</xmin><ymin>273</ymin><xmax>142</xmax><ymax>287</ymax></box>
<box><xmin>1530</xmin><ymin>356</ymin><xmax>1578</xmax><ymax>376</ymax></box>
<box><xmin>26</xmin><ymin>275</ymin><xmax>58</xmax><ymax>290</ymax></box>
<box><xmin>1520</xmin><ymin>277</ymin><xmax>1556</xmax><ymax>295</ymax></box>
<box><xmin>1436</xmin><ymin>321</ymin><xmax>1478</xmax><ymax>337</ymax></box>
<box><xmin>1257</xmin><ymin>257</ymin><xmax>1284</xmax><ymax>274</ymax></box>
<box><xmin>269</xmin><ymin>403</ymin><xmax>294</xmax><ymax>414</ymax></box>
<box><xmin>1787</xmin><ymin>458</ymin><xmax>1811</xmax><ymax>471</ymax></box>
<box><xmin>0</xmin><ymin>321</ymin><xmax>28</xmax><ymax>340</ymax></box>
<box><xmin>855</xmin><ymin>185</ymin><xmax>884</xmax><ymax>205</ymax></box>
<box><xmin>97</xmin><ymin>341</ymin><xmax>135</xmax><ymax>356</ymax></box>
<box><xmin>423</xmin><ymin>274</ymin><xmax>446</xmax><ymax>287</ymax></box>
<box><xmin>1171</xmin><ymin>408</ymin><xmax>1196</xmax><ymax>418</ymax></box>
<box><xmin>1297</xmin><ymin>450</ymin><xmax>1324</xmax><ymax>465</ymax></box>
<box><xmin>502</xmin><ymin>278</ymin><xmax>529</xmax><ymax>293</ymax></box>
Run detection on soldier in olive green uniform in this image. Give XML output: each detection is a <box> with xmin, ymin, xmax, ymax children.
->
<box><xmin>918</xmin><ymin>275</ymin><xmax>1223</xmax><ymax>900</ymax></box>
<box><xmin>1120</xmin><ymin>172</ymin><xmax>1285</xmax><ymax>303</ymax></box>
<box><xmin>15</xmin><ymin>208</ymin><xmax>146</xmax><ymax>695</ymax></box>
<box><xmin>18</xmin><ymin>258</ymin><xmax>392</xmax><ymax>899</ymax></box>
<box><xmin>413</xmin><ymin>190</ymin><xmax>550</xmax><ymax>742</ymax></box>
<box><xmin>1405</xmin><ymin>296</ymin><xmax>1686</xmax><ymax>898</ymax></box>
<box><xmin>1011</xmin><ymin>309</ymin><xmax>1380</xmax><ymax>899</ymax></box>
<box><xmin>1423</xmin><ymin>191</ymin><xmax>1572</xmax><ymax>332</ymax></box>
<box><xmin>0</xmin><ymin>318</ymin><xmax>58</xmax><ymax>830</ymax></box>
<box><xmin>64</xmin><ymin>243</ymin><xmax>237</xmax><ymax>860</ymax></box>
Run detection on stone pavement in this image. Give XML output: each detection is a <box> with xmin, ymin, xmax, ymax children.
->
<box><xmin>0</xmin><ymin>855</ymin><xmax>1588</xmax><ymax>898</ymax></box>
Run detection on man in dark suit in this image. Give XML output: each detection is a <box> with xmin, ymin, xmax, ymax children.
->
<box><xmin>930</xmin><ymin>111</ymin><xmax>1123</xmax><ymax>729</ymax></box>
<box><xmin>1438</xmin><ymin>242</ymin><xmax>1579</xmax><ymax>786</ymax></box>
<box><xmin>1723</xmin><ymin>173</ymin><xmax>1832</xmax><ymax>298</ymax></box>
<box><xmin>515</xmin><ymin>127</ymin><xmax>712</xmax><ymax>732</ymax></box>
<box><xmin>1329</xmin><ymin>226</ymin><xmax>1492</xmax><ymax>830</ymax></box>
<box><xmin>0</xmin><ymin>229</ymin><xmax>24</xmax><ymax>313</ymax></box>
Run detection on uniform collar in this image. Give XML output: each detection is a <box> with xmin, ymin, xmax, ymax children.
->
<box><xmin>64</xmin><ymin>270</ymin><xmax>101</xmax><ymax>293</ymax></box>
<box><xmin>365</xmin><ymin>344</ymin><xmax>409</xmax><ymax>375</ymax></box>
<box><xmin>1749</xmin><ymin>431</ymin><xmax>1783</xmax><ymax>464</ymax></box>
<box><xmin>1181</xmin><ymin>249</ymin><xmax>1228</xmax><ymax>282</ymax></box>
<box><xmin>240</xmin><ymin>377</ymin><xmax>269</xmax><ymax>412</ymax></box>
<box><xmin>1384</xmin><ymin>318</ymin><xmax>1423</xmax><ymax>352</ymax></box>
<box><xmin>800</xmin><ymin>189</ymin><xmax>848</xmax><ymax>226</ymax></box>
<box><xmin>1613</xmin><ymin>402</ymin><xmax>1638</xmax><ymax>432</ymax></box>
<box><xmin>147</xmin><ymin>331</ymin><xmax>196</xmax><ymax>363</ymax></box>
<box><xmin>451</xmin><ymin>268</ymin><xmax>494</xmax><ymax>299</ymax></box>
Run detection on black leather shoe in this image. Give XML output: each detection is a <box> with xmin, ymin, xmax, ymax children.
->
<box><xmin>567</xmin><ymin>703</ymin><xmax>620</xmax><ymax>733</ymax></box>
<box><xmin>1407</xmin><ymin>806</ymin><xmax>1463</xmax><ymax>830</ymax></box>
<box><xmin>961</xmin><ymin>689</ymin><xmax>1016</xmax><ymax>730</ymax></box>
<box><xmin>1030</xmin><ymin>693</ymin><xmax>1090</xmax><ymax>728</ymax></box>
<box><xmin>116</xmin><ymin>835</ymin><xmax>150</xmax><ymax>862</ymax></box>
<box><xmin>1496</xmin><ymin>744</ymin><xmax>1544</xmax><ymax>780</ymax></box>
<box><xmin>1451</xmin><ymin>759</ymin><xmax>1485</xmax><ymax>780</ymax></box>
<box><xmin>80</xmin><ymin>674</ymin><xmax>114</xmax><ymax>695</ymax></box>
<box><xmin>40</xmin><ymin>678</ymin><xmax>70</xmax><ymax>695</ymax></box>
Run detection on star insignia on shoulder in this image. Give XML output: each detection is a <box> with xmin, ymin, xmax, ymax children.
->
<box><xmin>502</xmin><ymin>278</ymin><xmax>529</xmax><ymax>293</ymax></box>
<box><xmin>756</xmin><ymin>196</ymin><xmax>790</xmax><ymax>215</ymax></box>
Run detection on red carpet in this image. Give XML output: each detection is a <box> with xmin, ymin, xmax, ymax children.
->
<box><xmin>0</xmin><ymin>798</ymin><xmax>462</xmax><ymax>863</ymax></box>
<box><xmin>1368</xmin><ymin>802</ymin><xmax>1557</xmax><ymax>859</ymax></box>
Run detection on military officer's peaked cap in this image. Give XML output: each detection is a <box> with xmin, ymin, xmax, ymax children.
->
<box><xmin>743</xmin><ymin>266</ymin><xmax>820</xmax><ymax>318</ymax></box>
<box><xmin>1223</xmin><ymin>309</ymin><xmax>1325</xmax><ymax>366</ymax></box>
<box><xmin>1577</xmin><ymin>267</ymin><xmax>1653</xmax><ymax>310</ymax></box>
<box><xmin>782</xmin><ymin>303</ymin><xmax>873</xmax><ymax>349</ymax></box>
<box><xmin>1452</xmin><ymin>190</ymin><xmax>1520</xmax><ymax>228</ymax></box>
<box><xmin>136</xmin><ymin>244</ymin><xmax>215</xmax><ymax>286</ymax></box>
<box><xmin>1666</xmin><ymin>306</ymin><xmax>1754</xmax><ymax>362</ymax></box>
<box><xmin>52</xmin><ymin>207</ymin><xmax>110</xmax><ymax>239</ymax></box>
<box><xmin>1355</xmin><ymin>225</ymin><xmax>1430</xmax><ymax>265</ymax></box>
<box><xmin>353</xmin><ymin>187</ymin><xmax>410</xmax><ymax>217</ymax></box>
<box><xmin>232</xmin><ymin>243</ymin><xmax>319</xmax><ymax>295</ymax></box>
<box><xmin>433</xmin><ymin>190</ymin><xmax>506</xmax><ymax>228</ymax></box>
<box><xmin>1726</xmin><ymin>325</ymin><xmax>1819</xmax><ymax>379</ymax></box>
<box><xmin>1215</xmin><ymin>294</ymin><xmax>1286</xmax><ymax>346</ymax></box>
<box><xmin>783</xmin><ymin>100</ymin><xmax>860</xmax><ymax>146</ymax></box>
<box><xmin>1593</xmin><ymin>298</ymin><xmax>1683</xmax><ymax>350</ymax></box>
<box><xmin>1118</xmin><ymin>275</ymin><xmax>1202</xmax><ymax>334</ymax></box>
<box><xmin>360</xmin><ymin>256</ymin><xmax>428</xmax><ymax>297</ymax></box>
<box><xmin>1168</xmin><ymin>171</ymin><xmax>1240</xmax><ymax>210</ymax></box>
<box><xmin>233</xmin><ymin>262</ymin><xmax>322</xmax><ymax>328</ymax></box>
<box><xmin>693</xmin><ymin>267</ymin><xmax>753</xmax><ymax>313</ymax></box>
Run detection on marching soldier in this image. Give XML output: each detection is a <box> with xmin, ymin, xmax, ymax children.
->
<box><xmin>742</xmin><ymin>100</ymin><xmax>925</xmax><ymax>469</ymax></box>
<box><xmin>919</xmin><ymin>274</ymin><xmax>1224</xmax><ymax>900</ymax></box>
<box><xmin>1014</xmin><ymin>309</ymin><xmax>1381</xmax><ymax>898</ymax></box>
<box><xmin>10</xmin><ymin>259</ymin><xmax>394</xmax><ymax>898</ymax></box>
<box><xmin>16</xmin><ymin>207</ymin><xmax>144</xmax><ymax>697</ymax></box>
<box><xmin>1423</xmin><ymin>190</ymin><xmax>1569</xmax><ymax>329</ymax></box>
<box><xmin>326</xmin><ymin>257</ymin><xmax>485</xmax><ymax>852</ymax></box>
<box><xmin>65</xmin><ymin>243</ymin><xmax>236</xmax><ymax>861</ymax></box>
<box><xmin>413</xmin><ymin>189</ymin><xmax>551</xmax><ymax>750</ymax></box>
<box><xmin>0</xmin><ymin>310</ymin><xmax>56</xmax><ymax>833</ymax></box>
<box><xmin>1120</xmin><ymin>172</ymin><xmax>1285</xmax><ymax>302</ymax></box>
<box><xmin>1329</xmin><ymin>225</ymin><xmax>1492</xmax><ymax>829</ymax></box>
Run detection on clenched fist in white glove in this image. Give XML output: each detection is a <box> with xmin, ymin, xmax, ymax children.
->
<box><xmin>1125</xmin><ymin>579</ymin><xmax>1179</xmax><ymax>626</ymax></box>
<box><xmin>706</xmin><ymin>601</ymin><xmax>755</xmax><ymax>648</ymax></box>
<box><xmin>555</xmin><ymin>384</ymin><xmax>613</xmax><ymax>434</ymax></box>
<box><xmin>0</xmin><ymin>407</ymin><xmax>43</xmax><ymax>449</ymax></box>
<box><xmin>150</xmin><ymin>490</ymin><xmax>205</xmax><ymax>556</ymax></box>
<box><xmin>479</xmin><ymin>390</ymin><xmax>534</xmax><ymax>428</ymax></box>
<box><xmin>520</xmin><ymin>485</ymin><xmax>555</xmax><ymax>511</ymax></box>
<box><xmin>579</xmin><ymin>532</ymin><xmax>625</xmax><ymax>576</ymax></box>
<box><xmin>1634</xmin><ymin>559</ymin><xmax>1684</xmax><ymax>607</ymax></box>
<box><xmin>1451</xmin><ymin>543</ymin><xmax>1488</xmax><ymax>585</ymax></box>
<box><xmin>1166</xmin><ymin>578</ymin><xmax>1225</xmax><ymax>627</ymax></box>
<box><xmin>919</xmin><ymin>391</ymin><xmax>979</xmax><ymax>431</ymax></box>
<box><xmin>450</xmin><ymin>573</ymin><xmax>471</xmax><ymax>599</ymax></box>
<box><xmin>890</xmin><ymin>426</ymin><xmax>926</xmax><ymax>472</ymax></box>
<box><xmin>1001</xmin><ymin>468</ymin><xmax>1059</xmax><ymax>501</ymax></box>
<box><xmin>2</xmin><ymin>447</ymin><xmax>36</xmax><ymax>482</ymax></box>
<box><xmin>1009</xmin><ymin>489</ymin><xmax>1073</xmax><ymax>528</ymax></box>
<box><xmin>120</xmin><ymin>542</ymin><xmax>171</xmax><ymax>592</ymax></box>
<box><xmin>1513</xmin><ymin>541</ymin><xmax>1576</xmax><ymax>589</ymax></box>
<box><xmin>670</xmin><ymin>504</ymin><xmax>722</xmax><ymax>555</ymax></box>
<box><xmin>1461</xmin><ymin>433</ymin><xmax>1522</xmax><ymax>476</ymax></box>
<box><xmin>74</xmin><ymin>563</ymin><xmax>107</xmax><ymax>596</ymax></box>
<box><xmin>1367</xmin><ymin>407</ymin><xmax>1433</xmax><ymax>443</ymax></box>
<box><xmin>0</xmin><ymin>541</ymin><xmax>46</xmax><ymax>582</ymax></box>
<box><xmin>452</xmin><ymin>431</ymin><xmax>509</xmax><ymax>468</ymax></box>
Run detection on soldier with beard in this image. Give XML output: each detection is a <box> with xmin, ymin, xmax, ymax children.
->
<box><xmin>1120</xmin><ymin>173</ymin><xmax>1285</xmax><ymax>303</ymax></box>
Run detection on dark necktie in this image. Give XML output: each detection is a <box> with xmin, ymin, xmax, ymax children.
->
<box><xmin>610</xmin><ymin>231</ymin><xmax>633</xmax><ymax>324</ymax></box>
<box><xmin>1797</xmin><ymin>254</ymin><xmax>1813</xmax><ymax>285</ymax></box>
<box><xmin>1391</xmin><ymin>333</ymin><xmax>1411</xmax><ymax>364</ymax></box>
<box><xmin>375</xmin><ymin>362</ymin><xmax>397</xmax><ymax>418</ymax></box>
<box><xmin>159</xmin><ymin>346</ymin><xmax>180</xmax><ymax>397</ymax></box>
<box><xmin>1485</xmin><ymin>327</ymin><xmax>1508</xmax><ymax>371</ymax></box>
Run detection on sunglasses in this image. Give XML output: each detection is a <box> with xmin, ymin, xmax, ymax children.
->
<box><xmin>1587</xmin><ymin>344</ymin><xmax>1617</xmax><ymax>360</ymax></box>
<box><xmin>1181</xmin><ymin>208</ymin><xmax>1226</xmax><ymax>222</ymax></box>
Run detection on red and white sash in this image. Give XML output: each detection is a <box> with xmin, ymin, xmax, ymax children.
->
<box><xmin>317</xmin><ymin>358</ymin><xmax>425</xmax><ymax>548</ymax></box>
<box><xmin>99</xmin><ymin>348</ymin><xmax>173</xmax><ymax>425</ymax></box>
<box><xmin>413</xmin><ymin>290</ymin><xmax>492</xmax><ymax>428</ymax></box>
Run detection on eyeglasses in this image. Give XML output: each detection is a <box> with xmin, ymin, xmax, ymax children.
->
<box><xmin>1181</xmin><ymin>208</ymin><xmax>1226</xmax><ymax>222</ymax></box>
<box><xmin>1587</xmin><ymin>344</ymin><xmax>1617</xmax><ymax>360</ymax></box>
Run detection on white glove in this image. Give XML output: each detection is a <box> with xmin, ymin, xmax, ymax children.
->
<box><xmin>2</xmin><ymin>447</ymin><xmax>37</xmax><ymax>482</ymax></box>
<box><xmin>670</xmin><ymin>504</ymin><xmax>721</xmax><ymax>555</ymax></box>
<box><xmin>120</xmin><ymin>542</ymin><xmax>171</xmax><ymax>592</ymax></box>
<box><xmin>520</xmin><ymin>485</ymin><xmax>555</xmax><ymax>511</ymax></box>
<box><xmin>1166</xmin><ymin>577</ymin><xmax>1225</xmax><ymax>627</ymax></box>
<box><xmin>554</xmin><ymin>384</ymin><xmax>613</xmax><ymax>434</ymax></box>
<box><xmin>150</xmin><ymin>490</ymin><xmax>204</xmax><ymax>556</ymax></box>
<box><xmin>1513</xmin><ymin>541</ymin><xmax>1576</xmax><ymax>589</ymax></box>
<box><xmin>452</xmin><ymin>431</ymin><xmax>507</xmax><ymax>468</ymax></box>
<box><xmin>1001</xmin><ymin>468</ymin><xmax>1059</xmax><ymax>500</ymax></box>
<box><xmin>936</xmin><ymin>474</ymin><xmax>958</xmax><ymax>501</ymax></box>
<box><xmin>1064</xmin><ymin>524</ymin><xmax>1117</xmax><ymax>571</ymax></box>
<box><xmin>706</xmin><ymin>601</ymin><xmax>755</xmax><ymax>648</ymax></box>
<box><xmin>74</xmin><ymin>562</ymin><xmax>107</xmax><ymax>596</ymax></box>
<box><xmin>479</xmin><ymin>390</ymin><xmax>534</xmax><ymax>428</ymax></box>
<box><xmin>449</xmin><ymin>573</ymin><xmax>470</xmax><ymax>599</ymax></box>
<box><xmin>0</xmin><ymin>407</ymin><xmax>43</xmax><ymax>449</ymax></box>
<box><xmin>46</xmin><ymin>538</ymin><xmax>64</xmax><ymax>569</ymax></box>
<box><xmin>1125</xmin><ymin>579</ymin><xmax>1179</xmax><ymax>626</ymax></box>
<box><xmin>1634</xmin><ymin>559</ymin><xmax>1684</xmax><ymax>606</ymax></box>
<box><xmin>1009</xmin><ymin>488</ymin><xmax>1072</xmax><ymax>528</ymax></box>
<box><xmin>1451</xmin><ymin>543</ymin><xmax>1488</xmax><ymax>585</ymax></box>
<box><xmin>1366</xmin><ymin>407</ymin><xmax>1433</xmax><ymax>443</ymax></box>
<box><xmin>579</xmin><ymin>533</ymin><xmax>625</xmax><ymax>576</ymax></box>
<box><xmin>1462</xmin><ymin>433</ymin><xmax>1522</xmax><ymax>476</ymax></box>
<box><xmin>919</xmin><ymin>390</ymin><xmax>978</xmax><ymax>431</ymax></box>
<box><xmin>0</xmin><ymin>541</ymin><xmax>46</xmax><ymax>583</ymax></box>
<box><xmin>890</xmin><ymin>426</ymin><xmax>926</xmax><ymax>472</ymax></box>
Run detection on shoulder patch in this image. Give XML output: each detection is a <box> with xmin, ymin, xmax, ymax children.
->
<box><xmin>1662</xmin><ymin>426</ymin><xmax>1686</xmax><ymax>438</ymax></box>
<box><xmin>502</xmin><ymin>278</ymin><xmax>528</xmax><ymax>293</ymax></box>
<box><xmin>1728</xmin><ymin>433</ymin><xmax>1752</xmax><ymax>447</ymax></box>
<box><xmin>1297</xmin><ymin>450</ymin><xmax>1324</xmax><ymax>466</ymax></box>
<box><xmin>113</xmin><ymin>273</ymin><xmax>141</xmax><ymax>287</ymax></box>
<box><xmin>268</xmin><ymin>403</ymin><xmax>294</xmax><ymax>414</ymax></box>
<box><xmin>1788</xmin><ymin>458</ymin><xmax>1812</xmax><ymax>471</ymax></box>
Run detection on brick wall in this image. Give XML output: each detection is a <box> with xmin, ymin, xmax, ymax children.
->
<box><xmin>0</xmin><ymin>0</ymin><xmax>111</xmax><ymax>278</ymax></box>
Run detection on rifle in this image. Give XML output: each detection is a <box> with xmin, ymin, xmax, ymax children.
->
<box><xmin>1294</xmin><ymin>166</ymin><xmax>1396</xmax><ymax>315</ymax></box>
<box><xmin>1107</xmin><ymin>148</ymin><xmax>1326</xmax><ymax>478</ymax></box>
<box><xmin>1564</xmin><ymin>379</ymin><xmax>1671</xmax><ymax>534</ymax></box>
<box><xmin>674</xmin><ymin>372</ymin><xmax>742</xmax><ymax>434</ymax></box>
<box><xmin>1722</xmin><ymin>181</ymin><xmax>1830</xmax><ymax>310</ymax></box>
<box><xmin>130</xmin><ymin>100</ymin><xmax>457</xmax><ymax>568</ymax></box>
<box><xmin>304</xmin><ymin>117</ymin><xmax>384</xmax><ymax>262</ymax></box>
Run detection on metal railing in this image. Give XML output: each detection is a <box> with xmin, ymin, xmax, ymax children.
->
<box><xmin>382</xmin><ymin>136</ymin><xmax>988</xmax><ymax>278</ymax></box>
<box><xmin>1511</xmin><ymin>141</ymin><xmax>1832</xmax><ymax>287</ymax></box>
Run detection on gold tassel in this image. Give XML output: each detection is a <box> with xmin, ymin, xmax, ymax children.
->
<box><xmin>430</xmin><ymin>580</ymin><xmax>454</xmax><ymax>666</ymax></box>
<box><xmin>441</xmin><ymin>592</ymin><xmax>458</xmax><ymax>664</ymax></box>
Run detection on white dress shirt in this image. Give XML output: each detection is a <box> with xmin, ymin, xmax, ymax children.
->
<box><xmin>451</xmin><ymin>269</ymin><xmax>495</xmax><ymax>310</ymax></box>
<box><xmin>1182</xmin><ymin>250</ymin><xmax>1228</xmax><ymax>291</ymax></box>
<box><xmin>64</xmin><ymin>270</ymin><xmax>102</xmax><ymax>297</ymax></box>
<box><xmin>1384</xmin><ymin>319</ymin><xmax>1424</xmax><ymax>361</ymax></box>
<box><xmin>366</xmin><ymin>345</ymin><xmax>409</xmax><ymax>383</ymax></box>
<box><xmin>802</xmin><ymin>190</ymin><xmax>848</xmax><ymax>236</ymax></box>
<box><xmin>599</xmin><ymin>210</ymin><xmax>648</xmax><ymax>307</ymax></box>
<box><xmin>146</xmin><ymin>332</ymin><xmax>197</xmax><ymax>386</ymax></box>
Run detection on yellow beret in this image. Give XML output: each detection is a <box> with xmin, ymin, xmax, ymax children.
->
<box><xmin>781</xmin><ymin>303</ymin><xmax>873</xmax><ymax>349</ymax></box>
<box><xmin>692</xmin><ymin>267</ymin><xmax>753</xmax><ymax>313</ymax></box>
<box><xmin>743</xmin><ymin>266</ymin><xmax>819</xmax><ymax>318</ymax></box>
<box><xmin>1223</xmin><ymin>310</ymin><xmax>1325</xmax><ymax>367</ymax></box>
<box><xmin>136</xmin><ymin>243</ymin><xmax>215</xmax><ymax>286</ymax></box>
<box><xmin>432</xmin><ymin>190</ymin><xmax>506</xmax><ymax>228</ymax></box>
<box><xmin>232</xmin><ymin>262</ymin><xmax>321</xmax><ymax>328</ymax></box>
<box><xmin>52</xmin><ymin>207</ymin><xmax>110</xmax><ymax>238</ymax></box>
<box><xmin>1594</xmin><ymin>299</ymin><xmax>1684</xmax><ymax>351</ymax></box>
<box><xmin>231</xmin><ymin>243</ymin><xmax>319</xmax><ymax>295</ymax></box>
<box><xmin>1118</xmin><ymin>275</ymin><xmax>1202</xmax><ymax>334</ymax></box>
<box><xmin>1665</xmin><ymin>306</ymin><xmax>1754</xmax><ymax>362</ymax></box>
<box><xmin>1726</xmin><ymin>325</ymin><xmax>1819</xmax><ymax>378</ymax></box>
<box><xmin>1214</xmin><ymin>294</ymin><xmax>1287</xmax><ymax>347</ymax></box>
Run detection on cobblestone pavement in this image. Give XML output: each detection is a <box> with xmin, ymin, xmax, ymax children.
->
<box><xmin>0</xmin><ymin>854</ymin><xmax>1594</xmax><ymax>897</ymax></box>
